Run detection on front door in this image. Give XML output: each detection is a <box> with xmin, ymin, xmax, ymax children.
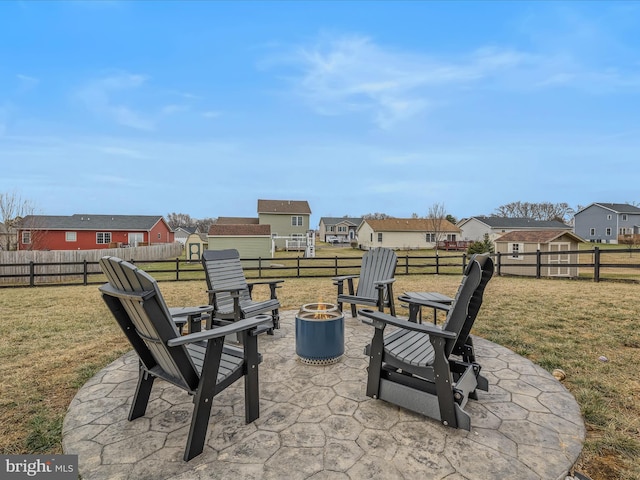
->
<box><xmin>128</xmin><ymin>233</ymin><xmax>144</xmax><ymax>247</ymax></box>
<box><xmin>548</xmin><ymin>243</ymin><xmax>570</xmax><ymax>276</ymax></box>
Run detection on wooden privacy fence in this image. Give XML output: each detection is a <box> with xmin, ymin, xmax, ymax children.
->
<box><xmin>0</xmin><ymin>243</ymin><xmax>183</xmax><ymax>286</ymax></box>
<box><xmin>0</xmin><ymin>246</ymin><xmax>639</xmax><ymax>287</ymax></box>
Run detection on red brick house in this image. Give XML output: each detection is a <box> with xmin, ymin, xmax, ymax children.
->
<box><xmin>17</xmin><ymin>214</ymin><xmax>174</xmax><ymax>251</ymax></box>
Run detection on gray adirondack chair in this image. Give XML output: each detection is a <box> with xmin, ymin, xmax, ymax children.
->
<box><xmin>99</xmin><ymin>256</ymin><xmax>271</xmax><ymax>461</ymax></box>
<box><xmin>202</xmin><ymin>249</ymin><xmax>283</xmax><ymax>337</ymax></box>
<box><xmin>360</xmin><ymin>254</ymin><xmax>494</xmax><ymax>431</ymax></box>
<box><xmin>334</xmin><ymin>247</ymin><xmax>397</xmax><ymax>317</ymax></box>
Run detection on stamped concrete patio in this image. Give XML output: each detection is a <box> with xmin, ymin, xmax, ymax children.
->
<box><xmin>63</xmin><ymin>310</ymin><xmax>585</xmax><ymax>480</ymax></box>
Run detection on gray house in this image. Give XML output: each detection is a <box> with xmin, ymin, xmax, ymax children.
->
<box><xmin>457</xmin><ymin>216</ymin><xmax>571</xmax><ymax>243</ymax></box>
<box><xmin>318</xmin><ymin>217</ymin><xmax>362</xmax><ymax>243</ymax></box>
<box><xmin>573</xmin><ymin>203</ymin><xmax>640</xmax><ymax>244</ymax></box>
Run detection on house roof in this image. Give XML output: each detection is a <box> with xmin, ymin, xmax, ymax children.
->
<box><xmin>19</xmin><ymin>214</ymin><xmax>166</xmax><ymax>231</ymax></box>
<box><xmin>174</xmin><ymin>226</ymin><xmax>198</xmax><ymax>234</ymax></box>
<box><xmin>257</xmin><ymin>199</ymin><xmax>311</xmax><ymax>214</ymax></box>
<box><xmin>495</xmin><ymin>230</ymin><xmax>584</xmax><ymax>243</ymax></box>
<box><xmin>320</xmin><ymin>217</ymin><xmax>363</xmax><ymax>227</ymax></box>
<box><xmin>362</xmin><ymin>218</ymin><xmax>460</xmax><ymax>233</ymax></box>
<box><xmin>215</xmin><ymin>217</ymin><xmax>260</xmax><ymax>225</ymax></box>
<box><xmin>208</xmin><ymin>224</ymin><xmax>271</xmax><ymax>236</ymax></box>
<box><xmin>579</xmin><ymin>203</ymin><xmax>640</xmax><ymax>215</ymax></box>
<box><xmin>465</xmin><ymin>216</ymin><xmax>570</xmax><ymax>229</ymax></box>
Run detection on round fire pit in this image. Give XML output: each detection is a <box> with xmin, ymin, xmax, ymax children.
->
<box><xmin>295</xmin><ymin>302</ymin><xmax>345</xmax><ymax>365</ymax></box>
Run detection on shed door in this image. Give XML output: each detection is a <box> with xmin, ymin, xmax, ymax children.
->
<box><xmin>548</xmin><ymin>243</ymin><xmax>570</xmax><ymax>276</ymax></box>
<box><xmin>128</xmin><ymin>233</ymin><xmax>144</xmax><ymax>247</ymax></box>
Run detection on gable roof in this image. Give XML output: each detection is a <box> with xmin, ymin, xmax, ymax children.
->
<box><xmin>19</xmin><ymin>214</ymin><xmax>167</xmax><ymax>231</ymax></box>
<box><xmin>174</xmin><ymin>226</ymin><xmax>198</xmax><ymax>234</ymax></box>
<box><xmin>495</xmin><ymin>230</ymin><xmax>584</xmax><ymax>243</ymax></box>
<box><xmin>208</xmin><ymin>224</ymin><xmax>271</xmax><ymax>236</ymax></box>
<box><xmin>465</xmin><ymin>216</ymin><xmax>570</xmax><ymax>229</ymax></box>
<box><xmin>215</xmin><ymin>217</ymin><xmax>260</xmax><ymax>225</ymax></box>
<box><xmin>579</xmin><ymin>203</ymin><xmax>640</xmax><ymax>215</ymax></box>
<box><xmin>362</xmin><ymin>218</ymin><xmax>460</xmax><ymax>233</ymax></box>
<box><xmin>320</xmin><ymin>217</ymin><xmax>363</xmax><ymax>227</ymax></box>
<box><xmin>257</xmin><ymin>199</ymin><xmax>311</xmax><ymax>215</ymax></box>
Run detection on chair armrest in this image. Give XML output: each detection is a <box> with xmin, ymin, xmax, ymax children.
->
<box><xmin>358</xmin><ymin>308</ymin><xmax>456</xmax><ymax>339</ymax></box>
<box><xmin>247</xmin><ymin>279</ymin><xmax>284</xmax><ymax>287</ymax></box>
<box><xmin>373</xmin><ymin>278</ymin><xmax>396</xmax><ymax>286</ymax></box>
<box><xmin>169</xmin><ymin>305</ymin><xmax>214</xmax><ymax>317</ymax></box>
<box><xmin>332</xmin><ymin>274</ymin><xmax>358</xmax><ymax>284</ymax></box>
<box><xmin>167</xmin><ymin>315</ymin><xmax>272</xmax><ymax>346</ymax></box>
<box><xmin>207</xmin><ymin>288</ymin><xmax>242</xmax><ymax>297</ymax></box>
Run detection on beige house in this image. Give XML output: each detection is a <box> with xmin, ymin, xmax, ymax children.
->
<box><xmin>356</xmin><ymin>218</ymin><xmax>460</xmax><ymax>250</ymax></box>
<box><xmin>207</xmin><ymin>224</ymin><xmax>272</xmax><ymax>267</ymax></box>
<box><xmin>494</xmin><ymin>230</ymin><xmax>583</xmax><ymax>277</ymax></box>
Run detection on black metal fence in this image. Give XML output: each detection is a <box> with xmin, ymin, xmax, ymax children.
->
<box><xmin>0</xmin><ymin>247</ymin><xmax>638</xmax><ymax>288</ymax></box>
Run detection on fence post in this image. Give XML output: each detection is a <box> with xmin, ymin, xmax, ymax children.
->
<box><xmin>536</xmin><ymin>250</ymin><xmax>541</xmax><ymax>279</ymax></box>
<box><xmin>83</xmin><ymin>259</ymin><xmax>88</xmax><ymax>285</ymax></box>
<box><xmin>594</xmin><ymin>247</ymin><xmax>600</xmax><ymax>282</ymax></box>
<box><xmin>405</xmin><ymin>254</ymin><xmax>409</xmax><ymax>275</ymax></box>
<box><xmin>334</xmin><ymin>256</ymin><xmax>338</xmax><ymax>276</ymax></box>
<box><xmin>462</xmin><ymin>253</ymin><xmax>467</xmax><ymax>273</ymax></box>
<box><xmin>176</xmin><ymin>258</ymin><xmax>180</xmax><ymax>281</ymax></box>
<box><xmin>258</xmin><ymin>257</ymin><xmax>262</xmax><ymax>278</ymax></box>
<box><xmin>496</xmin><ymin>252</ymin><xmax>502</xmax><ymax>276</ymax></box>
<box><xmin>435</xmin><ymin>254</ymin><xmax>440</xmax><ymax>275</ymax></box>
<box><xmin>30</xmin><ymin>261</ymin><xmax>35</xmax><ymax>287</ymax></box>
<box><xmin>297</xmin><ymin>256</ymin><xmax>300</xmax><ymax>278</ymax></box>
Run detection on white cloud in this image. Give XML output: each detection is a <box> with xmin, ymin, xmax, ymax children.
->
<box><xmin>75</xmin><ymin>73</ymin><xmax>155</xmax><ymax>131</ymax></box>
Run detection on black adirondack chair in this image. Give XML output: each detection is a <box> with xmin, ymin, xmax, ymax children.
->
<box><xmin>201</xmin><ymin>249</ymin><xmax>283</xmax><ymax>337</ymax></box>
<box><xmin>334</xmin><ymin>247</ymin><xmax>397</xmax><ymax>318</ymax></box>
<box><xmin>99</xmin><ymin>256</ymin><xmax>271</xmax><ymax>461</ymax></box>
<box><xmin>360</xmin><ymin>254</ymin><xmax>494</xmax><ymax>431</ymax></box>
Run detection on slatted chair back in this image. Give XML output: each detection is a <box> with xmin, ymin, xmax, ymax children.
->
<box><xmin>99</xmin><ymin>256</ymin><xmax>199</xmax><ymax>392</ymax></box>
<box><xmin>202</xmin><ymin>249</ymin><xmax>252</xmax><ymax>312</ymax></box>
<box><xmin>441</xmin><ymin>254</ymin><xmax>494</xmax><ymax>357</ymax></box>
<box><xmin>357</xmin><ymin>247</ymin><xmax>397</xmax><ymax>300</ymax></box>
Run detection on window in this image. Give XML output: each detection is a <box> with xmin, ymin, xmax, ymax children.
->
<box><xmin>22</xmin><ymin>231</ymin><xmax>31</xmax><ymax>244</ymax></box>
<box><xmin>65</xmin><ymin>232</ymin><xmax>77</xmax><ymax>242</ymax></box>
<box><xmin>157</xmin><ymin>233</ymin><xmax>161</xmax><ymax>239</ymax></box>
<box><xmin>606</xmin><ymin>228</ymin><xmax>612</xmax><ymax>236</ymax></box>
<box><xmin>622</xmin><ymin>214</ymin><xmax>628</xmax><ymax>221</ymax></box>
<box><xmin>291</xmin><ymin>216</ymin><xmax>303</xmax><ymax>226</ymax></box>
<box><xmin>509</xmin><ymin>243</ymin><xmax>524</xmax><ymax>259</ymax></box>
<box><xmin>97</xmin><ymin>232</ymin><xmax>112</xmax><ymax>244</ymax></box>
<box><xmin>377</xmin><ymin>233</ymin><xmax>383</xmax><ymax>242</ymax></box>
<box><xmin>590</xmin><ymin>228</ymin><xmax>596</xmax><ymax>236</ymax></box>
<box><xmin>607</xmin><ymin>214</ymin><xmax>612</xmax><ymax>220</ymax></box>
<box><xmin>426</xmin><ymin>233</ymin><xmax>436</xmax><ymax>242</ymax></box>
<box><xmin>337</xmin><ymin>226</ymin><xmax>347</xmax><ymax>233</ymax></box>
<box><xmin>328</xmin><ymin>226</ymin><xmax>335</xmax><ymax>232</ymax></box>
<box><xmin>447</xmin><ymin>234</ymin><xmax>457</xmax><ymax>241</ymax></box>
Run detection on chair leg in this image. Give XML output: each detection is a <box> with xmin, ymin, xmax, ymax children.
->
<box><xmin>184</xmin><ymin>338</ymin><xmax>224</xmax><ymax>462</ymax></box>
<box><xmin>243</xmin><ymin>332</ymin><xmax>260</xmax><ymax>423</ymax></box>
<box><xmin>366</xmin><ymin>327</ymin><xmax>385</xmax><ymax>399</ymax></box>
<box><xmin>350</xmin><ymin>302</ymin><xmax>358</xmax><ymax>318</ymax></box>
<box><xmin>129</xmin><ymin>365</ymin><xmax>155</xmax><ymax>421</ymax></box>
<box><xmin>431</xmin><ymin>337</ymin><xmax>458</xmax><ymax>428</ymax></box>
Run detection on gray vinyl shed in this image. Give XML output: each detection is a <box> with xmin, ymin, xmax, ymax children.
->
<box><xmin>495</xmin><ymin>230</ymin><xmax>584</xmax><ymax>278</ymax></box>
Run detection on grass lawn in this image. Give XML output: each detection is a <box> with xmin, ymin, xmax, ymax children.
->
<box><xmin>0</xmin><ymin>268</ymin><xmax>639</xmax><ymax>479</ymax></box>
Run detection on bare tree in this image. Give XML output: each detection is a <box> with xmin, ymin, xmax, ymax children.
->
<box><xmin>362</xmin><ymin>212</ymin><xmax>394</xmax><ymax>220</ymax></box>
<box><xmin>493</xmin><ymin>201</ymin><xmax>574</xmax><ymax>223</ymax></box>
<box><xmin>195</xmin><ymin>217</ymin><xmax>217</xmax><ymax>234</ymax></box>
<box><xmin>0</xmin><ymin>191</ymin><xmax>37</xmax><ymax>251</ymax></box>
<box><xmin>166</xmin><ymin>212</ymin><xmax>195</xmax><ymax>230</ymax></box>
<box><xmin>427</xmin><ymin>202</ymin><xmax>447</xmax><ymax>253</ymax></box>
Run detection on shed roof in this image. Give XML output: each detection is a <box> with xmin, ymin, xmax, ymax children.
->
<box><xmin>19</xmin><ymin>214</ymin><xmax>166</xmax><ymax>231</ymax></box>
<box><xmin>495</xmin><ymin>230</ymin><xmax>584</xmax><ymax>243</ymax></box>
<box><xmin>215</xmin><ymin>217</ymin><xmax>260</xmax><ymax>225</ymax></box>
<box><xmin>208</xmin><ymin>224</ymin><xmax>271</xmax><ymax>236</ymax></box>
<box><xmin>363</xmin><ymin>218</ymin><xmax>460</xmax><ymax>233</ymax></box>
<box><xmin>258</xmin><ymin>199</ymin><xmax>311</xmax><ymax>214</ymax></box>
<box><xmin>320</xmin><ymin>217</ymin><xmax>362</xmax><ymax>227</ymax></box>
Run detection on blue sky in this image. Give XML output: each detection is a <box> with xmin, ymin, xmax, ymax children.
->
<box><xmin>1</xmin><ymin>1</ymin><xmax>639</xmax><ymax>227</ymax></box>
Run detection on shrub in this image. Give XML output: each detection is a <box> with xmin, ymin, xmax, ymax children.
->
<box><xmin>467</xmin><ymin>234</ymin><xmax>494</xmax><ymax>255</ymax></box>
